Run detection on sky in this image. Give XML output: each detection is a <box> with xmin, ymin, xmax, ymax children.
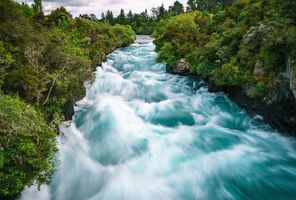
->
<box><xmin>17</xmin><ymin>0</ymin><xmax>188</xmax><ymax>17</ymax></box>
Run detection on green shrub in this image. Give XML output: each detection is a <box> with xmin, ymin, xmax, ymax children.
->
<box><xmin>248</xmin><ymin>81</ymin><xmax>266</xmax><ymax>97</ymax></box>
<box><xmin>0</xmin><ymin>95</ymin><xmax>57</xmax><ymax>199</ymax></box>
<box><xmin>157</xmin><ymin>42</ymin><xmax>177</xmax><ymax>67</ymax></box>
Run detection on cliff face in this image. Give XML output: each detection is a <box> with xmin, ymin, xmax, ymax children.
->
<box><xmin>213</xmin><ymin>79</ymin><xmax>296</xmax><ymax>135</ymax></box>
<box><xmin>286</xmin><ymin>57</ymin><xmax>296</xmax><ymax>99</ymax></box>
<box><xmin>167</xmin><ymin>59</ymin><xmax>296</xmax><ymax>135</ymax></box>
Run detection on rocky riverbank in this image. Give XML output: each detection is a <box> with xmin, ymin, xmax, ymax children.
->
<box><xmin>167</xmin><ymin>60</ymin><xmax>296</xmax><ymax>135</ymax></box>
<box><xmin>62</xmin><ymin>43</ymin><xmax>132</xmax><ymax>121</ymax></box>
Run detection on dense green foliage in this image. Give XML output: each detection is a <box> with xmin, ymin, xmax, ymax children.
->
<box><xmin>0</xmin><ymin>0</ymin><xmax>135</xmax><ymax>198</ymax></box>
<box><xmin>153</xmin><ymin>0</ymin><xmax>296</xmax><ymax>96</ymax></box>
<box><xmin>99</xmin><ymin>0</ymin><xmax>232</xmax><ymax>34</ymax></box>
<box><xmin>0</xmin><ymin>0</ymin><xmax>134</xmax><ymax>120</ymax></box>
<box><xmin>100</xmin><ymin>1</ymin><xmax>187</xmax><ymax>34</ymax></box>
<box><xmin>0</xmin><ymin>95</ymin><xmax>57</xmax><ymax>199</ymax></box>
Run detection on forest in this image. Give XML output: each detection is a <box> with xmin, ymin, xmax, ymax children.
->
<box><xmin>96</xmin><ymin>0</ymin><xmax>233</xmax><ymax>34</ymax></box>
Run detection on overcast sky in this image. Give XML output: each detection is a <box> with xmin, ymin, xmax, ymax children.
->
<box><xmin>17</xmin><ymin>0</ymin><xmax>188</xmax><ymax>17</ymax></box>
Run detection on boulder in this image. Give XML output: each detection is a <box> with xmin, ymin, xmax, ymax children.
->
<box><xmin>167</xmin><ymin>58</ymin><xmax>190</xmax><ymax>75</ymax></box>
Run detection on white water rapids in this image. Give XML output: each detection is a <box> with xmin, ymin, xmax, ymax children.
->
<box><xmin>21</xmin><ymin>39</ymin><xmax>296</xmax><ymax>200</ymax></box>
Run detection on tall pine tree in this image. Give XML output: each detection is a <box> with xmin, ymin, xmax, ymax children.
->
<box><xmin>32</xmin><ymin>0</ymin><xmax>42</xmax><ymax>14</ymax></box>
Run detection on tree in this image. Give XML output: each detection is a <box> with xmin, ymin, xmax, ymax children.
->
<box><xmin>46</xmin><ymin>7</ymin><xmax>72</xmax><ymax>26</ymax></box>
<box><xmin>106</xmin><ymin>10</ymin><xmax>114</xmax><ymax>24</ymax></box>
<box><xmin>116</xmin><ymin>9</ymin><xmax>127</xmax><ymax>24</ymax></box>
<box><xmin>187</xmin><ymin>0</ymin><xmax>196</xmax><ymax>11</ymax></box>
<box><xmin>280</xmin><ymin>0</ymin><xmax>296</xmax><ymax>25</ymax></box>
<box><xmin>0</xmin><ymin>95</ymin><xmax>57</xmax><ymax>199</ymax></box>
<box><xmin>127</xmin><ymin>10</ymin><xmax>133</xmax><ymax>23</ymax></box>
<box><xmin>169</xmin><ymin>1</ymin><xmax>184</xmax><ymax>16</ymax></box>
<box><xmin>101</xmin><ymin>12</ymin><xmax>106</xmax><ymax>22</ymax></box>
<box><xmin>158</xmin><ymin>4</ymin><xmax>167</xmax><ymax>20</ymax></box>
<box><xmin>151</xmin><ymin>4</ymin><xmax>167</xmax><ymax>21</ymax></box>
<box><xmin>195</xmin><ymin>0</ymin><xmax>209</xmax><ymax>11</ymax></box>
<box><xmin>79</xmin><ymin>14</ymin><xmax>97</xmax><ymax>21</ymax></box>
<box><xmin>32</xmin><ymin>0</ymin><xmax>42</xmax><ymax>14</ymax></box>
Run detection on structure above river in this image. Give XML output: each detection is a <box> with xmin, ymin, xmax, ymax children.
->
<box><xmin>135</xmin><ymin>35</ymin><xmax>153</xmax><ymax>44</ymax></box>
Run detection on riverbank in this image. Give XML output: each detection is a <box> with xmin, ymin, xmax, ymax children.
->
<box><xmin>63</xmin><ymin>42</ymin><xmax>133</xmax><ymax>121</ymax></box>
<box><xmin>152</xmin><ymin>1</ymin><xmax>296</xmax><ymax>135</ymax></box>
<box><xmin>63</xmin><ymin>36</ymin><xmax>154</xmax><ymax>121</ymax></box>
<box><xmin>167</xmin><ymin>64</ymin><xmax>296</xmax><ymax>135</ymax></box>
<box><xmin>208</xmin><ymin>79</ymin><xmax>296</xmax><ymax>135</ymax></box>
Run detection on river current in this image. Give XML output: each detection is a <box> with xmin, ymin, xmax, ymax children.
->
<box><xmin>21</xmin><ymin>40</ymin><xmax>296</xmax><ymax>200</ymax></box>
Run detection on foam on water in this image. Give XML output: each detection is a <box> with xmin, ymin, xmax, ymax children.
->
<box><xmin>21</xmin><ymin>42</ymin><xmax>296</xmax><ymax>200</ymax></box>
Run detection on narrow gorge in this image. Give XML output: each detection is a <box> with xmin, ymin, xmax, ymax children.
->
<box><xmin>21</xmin><ymin>38</ymin><xmax>296</xmax><ymax>200</ymax></box>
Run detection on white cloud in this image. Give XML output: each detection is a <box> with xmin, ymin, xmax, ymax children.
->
<box><xmin>17</xmin><ymin>0</ymin><xmax>188</xmax><ymax>17</ymax></box>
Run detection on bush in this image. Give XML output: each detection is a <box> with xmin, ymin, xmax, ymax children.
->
<box><xmin>157</xmin><ymin>42</ymin><xmax>177</xmax><ymax>67</ymax></box>
<box><xmin>0</xmin><ymin>95</ymin><xmax>57</xmax><ymax>199</ymax></box>
<box><xmin>248</xmin><ymin>81</ymin><xmax>266</xmax><ymax>97</ymax></box>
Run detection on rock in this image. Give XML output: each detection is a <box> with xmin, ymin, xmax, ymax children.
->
<box><xmin>63</xmin><ymin>98</ymin><xmax>76</xmax><ymax>121</ymax></box>
<box><xmin>176</xmin><ymin>58</ymin><xmax>189</xmax><ymax>73</ymax></box>
<box><xmin>235</xmin><ymin>80</ymin><xmax>295</xmax><ymax>135</ymax></box>
<box><xmin>205</xmin><ymin>78</ymin><xmax>296</xmax><ymax>135</ymax></box>
<box><xmin>207</xmin><ymin>79</ymin><xmax>227</xmax><ymax>92</ymax></box>
<box><xmin>292</xmin><ymin>65</ymin><xmax>296</xmax><ymax>98</ymax></box>
<box><xmin>243</xmin><ymin>23</ymin><xmax>273</xmax><ymax>49</ymax></box>
<box><xmin>253</xmin><ymin>60</ymin><xmax>265</xmax><ymax>76</ymax></box>
<box><xmin>62</xmin><ymin>44</ymin><xmax>130</xmax><ymax>121</ymax></box>
<box><xmin>286</xmin><ymin>57</ymin><xmax>296</xmax><ymax>98</ymax></box>
<box><xmin>167</xmin><ymin>58</ymin><xmax>191</xmax><ymax>75</ymax></box>
<box><xmin>166</xmin><ymin>57</ymin><xmax>296</xmax><ymax>134</ymax></box>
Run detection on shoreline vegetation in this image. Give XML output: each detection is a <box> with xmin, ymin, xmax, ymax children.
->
<box><xmin>0</xmin><ymin>0</ymin><xmax>135</xmax><ymax>199</ymax></box>
<box><xmin>151</xmin><ymin>0</ymin><xmax>296</xmax><ymax>134</ymax></box>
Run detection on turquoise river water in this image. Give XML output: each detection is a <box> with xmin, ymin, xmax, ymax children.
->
<box><xmin>21</xmin><ymin>41</ymin><xmax>296</xmax><ymax>200</ymax></box>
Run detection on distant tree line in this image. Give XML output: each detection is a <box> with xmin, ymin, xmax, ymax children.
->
<box><xmin>81</xmin><ymin>0</ymin><xmax>234</xmax><ymax>34</ymax></box>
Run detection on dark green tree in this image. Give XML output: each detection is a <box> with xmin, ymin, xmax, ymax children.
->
<box><xmin>158</xmin><ymin>4</ymin><xmax>167</xmax><ymax>20</ymax></box>
<box><xmin>127</xmin><ymin>10</ymin><xmax>133</xmax><ymax>22</ymax></box>
<box><xmin>101</xmin><ymin>12</ymin><xmax>106</xmax><ymax>22</ymax></box>
<box><xmin>187</xmin><ymin>0</ymin><xmax>196</xmax><ymax>11</ymax></box>
<box><xmin>169</xmin><ymin>1</ymin><xmax>184</xmax><ymax>16</ymax></box>
<box><xmin>46</xmin><ymin>7</ymin><xmax>72</xmax><ymax>26</ymax></box>
<box><xmin>79</xmin><ymin>14</ymin><xmax>97</xmax><ymax>21</ymax></box>
<box><xmin>106</xmin><ymin>10</ymin><xmax>114</xmax><ymax>24</ymax></box>
<box><xmin>32</xmin><ymin>0</ymin><xmax>42</xmax><ymax>14</ymax></box>
<box><xmin>195</xmin><ymin>0</ymin><xmax>209</xmax><ymax>11</ymax></box>
<box><xmin>117</xmin><ymin>9</ymin><xmax>127</xmax><ymax>25</ymax></box>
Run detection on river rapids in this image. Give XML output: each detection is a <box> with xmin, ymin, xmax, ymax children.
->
<box><xmin>21</xmin><ymin>38</ymin><xmax>296</xmax><ymax>200</ymax></box>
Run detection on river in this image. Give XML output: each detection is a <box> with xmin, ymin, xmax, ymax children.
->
<box><xmin>21</xmin><ymin>39</ymin><xmax>296</xmax><ymax>200</ymax></box>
